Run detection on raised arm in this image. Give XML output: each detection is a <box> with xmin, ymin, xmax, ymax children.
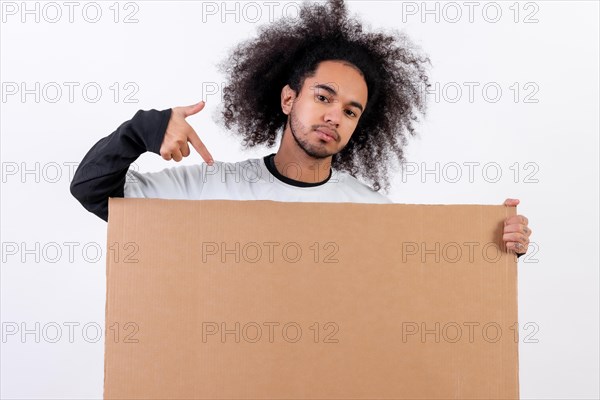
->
<box><xmin>70</xmin><ymin>101</ymin><xmax>213</xmax><ymax>221</ymax></box>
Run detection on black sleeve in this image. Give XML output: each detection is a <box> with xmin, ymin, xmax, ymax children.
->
<box><xmin>70</xmin><ymin>108</ymin><xmax>172</xmax><ymax>222</ymax></box>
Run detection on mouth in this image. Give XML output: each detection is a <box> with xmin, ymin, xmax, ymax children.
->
<box><xmin>314</xmin><ymin>128</ymin><xmax>336</xmax><ymax>142</ymax></box>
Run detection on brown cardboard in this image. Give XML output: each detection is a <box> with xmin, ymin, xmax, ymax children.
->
<box><xmin>104</xmin><ymin>198</ymin><xmax>519</xmax><ymax>399</ymax></box>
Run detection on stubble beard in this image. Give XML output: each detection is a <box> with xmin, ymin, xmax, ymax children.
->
<box><xmin>288</xmin><ymin>105</ymin><xmax>336</xmax><ymax>160</ymax></box>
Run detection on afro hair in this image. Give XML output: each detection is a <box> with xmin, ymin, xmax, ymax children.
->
<box><xmin>218</xmin><ymin>0</ymin><xmax>431</xmax><ymax>191</ymax></box>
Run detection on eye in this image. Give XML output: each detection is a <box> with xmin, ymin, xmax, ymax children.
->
<box><xmin>345</xmin><ymin>109</ymin><xmax>357</xmax><ymax>118</ymax></box>
<box><xmin>316</xmin><ymin>94</ymin><xmax>329</xmax><ymax>102</ymax></box>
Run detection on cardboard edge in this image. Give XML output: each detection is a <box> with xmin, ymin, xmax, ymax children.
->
<box><xmin>103</xmin><ymin>197</ymin><xmax>124</xmax><ymax>400</ymax></box>
<box><xmin>506</xmin><ymin>204</ymin><xmax>520</xmax><ymax>400</ymax></box>
<box><xmin>117</xmin><ymin>197</ymin><xmax>515</xmax><ymax>206</ymax></box>
<box><xmin>514</xmin><ymin>205</ymin><xmax>521</xmax><ymax>400</ymax></box>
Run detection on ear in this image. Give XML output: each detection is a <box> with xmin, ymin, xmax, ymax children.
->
<box><xmin>281</xmin><ymin>84</ymin><xmax>296</xmax><ymax>115</ymax></box>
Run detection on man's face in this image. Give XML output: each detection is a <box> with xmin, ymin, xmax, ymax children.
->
<box><xmin>283</xmin><ymin>60</ymin><xmax>368</xmax><ymax>159</ymax></box>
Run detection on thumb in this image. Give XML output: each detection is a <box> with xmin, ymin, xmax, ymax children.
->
<box><xmin>503</xmin><ymin>198</ymin><xmax>520</xmax><ymax>207</ymax></box>
<box><xmin>182</xmin><ymin>100</ymin><xmax>206</xmax><ymax>118</ymax></box>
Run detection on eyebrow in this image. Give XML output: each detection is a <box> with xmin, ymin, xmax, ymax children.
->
<box><xmin>314</xmin><ymin>83</ymin><xmax>364</xmax><ymax>113</ymax></box>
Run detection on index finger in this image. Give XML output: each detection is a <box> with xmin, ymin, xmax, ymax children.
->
<box><xmin>187</xmin><ymin>129</ymin><xmax>214</xmax><ymax>165</ymax></box>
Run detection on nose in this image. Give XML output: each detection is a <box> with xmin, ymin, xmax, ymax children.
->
<box><xmin>323</xmin><ymin>105</ymin><xmax>342</xmax><ymax>127</ymax></box>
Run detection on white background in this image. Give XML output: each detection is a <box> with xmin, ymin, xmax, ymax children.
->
<box><xmin>1</xmin><ymin>0</ymin><xmax>598</xmax><ymax>398</ymax></box>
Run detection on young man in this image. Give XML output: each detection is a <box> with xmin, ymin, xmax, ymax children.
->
<box><xmin>70</xmin><ymin>0</ymin><xmax>531</xmax><ymax>255</ymax></box>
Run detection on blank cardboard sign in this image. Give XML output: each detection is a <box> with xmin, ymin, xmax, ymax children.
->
<box><xmin>104</xmin><ymin>198</ymin><xmax>519</xmax><ymax>399</ymax></box>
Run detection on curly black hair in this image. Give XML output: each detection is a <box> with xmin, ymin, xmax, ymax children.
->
<box><xmin>217</xmin><ymin>0</ymin><xmax>431</xmax><ymax>191</ymax></box>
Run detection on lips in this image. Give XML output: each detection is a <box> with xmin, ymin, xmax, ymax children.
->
<box><xmin>314</xmin><ymin>128</ymin><xmax>337</xmax><ymax>142</ymax></box>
